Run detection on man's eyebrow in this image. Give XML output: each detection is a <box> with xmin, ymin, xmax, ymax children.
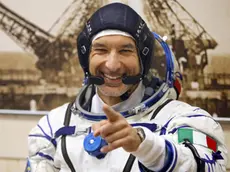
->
<box><xmin>121</xmin><ymin>43</ymin><xmax>136</xmax><ymax>49</ymax></box>
<box><xmin>91</xmin><ymin>42</ymin><xmax>136</xmax><ymax>49</ymax></box>
<box><xmin>91</xmin><ymin>43</ymin><xmax>106</xmax><ymax>48</ymax></box>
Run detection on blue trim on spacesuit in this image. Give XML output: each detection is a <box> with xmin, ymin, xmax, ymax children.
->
<box><xmin>212</xmin><ymin>151</ymin><xmax>224</xmax><ymax>160</ymax></box>
<box><xmin>76</xmin><ymin>84</ymin><xmax>170</xmax><ymax>122</ymax></box>
<box><xmin>208</xmin><ymin>155</ymin><xmax>214</xmax><ymax>172</ymax></box>
<box><xmin>168</xmin><ymin>125</ymin><xmax>190</xmax><ymax>134</ymax></box>
<box><xmin>193</xmin><ymin>108</ymin><xmax>201</xmax><ymax>111</ymax></box>
<box><xmin>77</xmin><ymin>88</ymin><xmax>167</xmax><ymax>122</ymax></box>
<box><xmin>160</xmin><ymin>117</ymin><xmax>175</xmax><ymax>135</ymax></box>
<box><xmin>53</xmin><ymin>123</ymin><xmax>158</xmax><ymax>138</ymax></box>
<box><xmin>55</xmin><ymin>126</ymin><xmax>76</xmax><ymax>138</ymax></box>
<box><xmin>36</xmin><ymin>152</ymin><xmax>54</xmax><ymax>161</ymax></box>
<box><xmin>152</xmin><ymin>32</ymin><xmax>174</xmax><ymax>88</ymax></box>
<box><xmin>160</xmin><ymin>114</ymin><xmax>216</xmax><ymax>135</ymax></box>
<box><xmin>33</xmin><ymin>124</ymin><xmax>57</xmax><ymax>147</ymax></box>
<box><xmin>187</xmin><ymin>114</ymin><xmax>206</xmax><ymax>118</ymax></box>
<box><xmin>159</xmin><ymin>140</ymin><xmax>178</xmax><ymax>172</ymax></box>
<box><xmin>28</xmin><ymin>134</ymin><xmax>57</xmax><ymax>147</ymax></box>
<box><xmin>138</xmin><ymin>162</ymin><xmax>147</xmax><ymax>172</ymax></box>
<box><xmin>138</xmin><ymin>140</ymin><xmax>178</xmax><ymax>172</ymax></box>
<box><xmin>78</xmin><ymin>111</ymin><xmax>134</xmax><ymax>121</ymax></box>
<box><xmin>201</xmin><ymin>151</ymin><xmax>224</xmax><ymax>172</ymax></box>
<box><xmin>28</xmin><ymin>115</ymin><xmax>57</xmax><ymax>148</ymax></box>
<box><xmin>131</xmin><ymin>123</ymin><xmax>158</xmax><ymax>132</ymax></box>
<box><xmin>46</xmin><ymin>115</ymin><xmax>53</xmax><ymax>137</ymax></box>
<box><xmin>205</xmin><ymin>154</ymin><xmax>215</xmax><ymax>172</ymax></box>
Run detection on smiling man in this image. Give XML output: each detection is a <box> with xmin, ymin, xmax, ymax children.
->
<box><xmin>90</xmin><ymin>32</ymin><xmax>140</xmax><ymax>105</ymax></box>
<box><xmin>26</xmin><ymin>2</ymin><xmax>227</xmax><ymax>172</ymax></box>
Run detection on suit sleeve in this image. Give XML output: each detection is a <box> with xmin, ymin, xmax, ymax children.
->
<box><xmin>26</xmin><ymin>105</ymin><xmax>67</xmax><ymax>172</ymax></box>
<box><xmin>131</xmin><ymin>108</ymin><xmax>227</xmax><ymax>172</ymax></box>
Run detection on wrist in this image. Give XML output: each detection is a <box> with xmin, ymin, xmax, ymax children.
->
<box><xmin>131</xmin><ymin>128</ymin><xmax>166</xmax><ymax>171</ymax></box>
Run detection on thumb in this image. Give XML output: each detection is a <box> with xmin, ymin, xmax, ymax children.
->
<box><xmin>102</xmin><ymin>104</ymin><xmax>121</xmax><ymax>122</ymax></box>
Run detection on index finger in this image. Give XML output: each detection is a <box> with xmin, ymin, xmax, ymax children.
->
<box><xmin>102</xmin><ymin>104</ymin><xmax>121</xmax><ymax>122</ymax></box>
<box><xmin>92</xmin><ymin>120</ymin><xmax>107</xmax><ymax>137</ymax></box>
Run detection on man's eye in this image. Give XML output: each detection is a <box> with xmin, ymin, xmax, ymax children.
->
<box><xmin>120</xmin><ymin>49</ymin><xmax>132</xmax><ymax>53</ymax></box>
<box><xmin>95</xmin><ymin>49</ymin><xmax>107</xmax><ymax>52</ymax></box>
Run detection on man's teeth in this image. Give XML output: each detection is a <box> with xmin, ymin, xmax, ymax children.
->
<box><xmin>104</xmin><ymin>74</ymin><xmax>121</xmax><ymax>80</ymax></box>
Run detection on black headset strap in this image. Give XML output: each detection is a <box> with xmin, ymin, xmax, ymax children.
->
<box><xmin>61</xmin><ymin>102</ymin><xmax>76</xmax><ymax>172</ymax></box>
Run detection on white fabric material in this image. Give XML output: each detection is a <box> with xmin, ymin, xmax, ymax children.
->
<box><xmin>131</xmin><ymin>127</ymin><xmax>166</xmax><ymax>171</ymax></box>
<box><xmin>27</xmin><ymin>99</ymin><xmax>228</xmax><ymax>172</ymax></box>
<box><xmin>92</xmin><ymin>29</ymin><xmax>134</xmax><ymax>42</ymax></box>
<box><xmin>91</xmin><ymin>82</ymin><xmax>145</xmax><ymax>113</ymax></box>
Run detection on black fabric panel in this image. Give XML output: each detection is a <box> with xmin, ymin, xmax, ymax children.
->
<box><xmin>61</xmin><ymin>102</ymin><xmax>76</xmax><ymax>172</ymax></box>
<box><xmin>150</xmin><ymin>99</ymin><xmax>173</xmax><ymax>120</ymax></box>
<box><xmin>123</xmin><ymin>154</ymin><xmax>136</xmax><ymax>172</ymax></box>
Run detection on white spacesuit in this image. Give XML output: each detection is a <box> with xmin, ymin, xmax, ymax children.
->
<box><xmin>26</xmin><ymin>3</ymin><xmax>227</xmax><ymax>172</ymax></box>
<box><xmin>27</xmin><ymin>97</ymin><xmax>227</xmax><ymax>172</ymax></box>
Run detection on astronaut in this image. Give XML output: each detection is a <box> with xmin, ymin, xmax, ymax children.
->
<box><xmin>26</xmin><ymin>2</ymin><xmax>227</xmax><ymax>172</ymax></box>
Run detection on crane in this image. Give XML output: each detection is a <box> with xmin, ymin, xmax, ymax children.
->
<box><xmin>0</xmin><ymin>0</ymin><xmax>103</xmax><ymax>85</ymax></box>
<box><xmin>48</xmin><ymin>0</ymin><xmax>103</xmax><ymax>39</ymax></box>
<box><xmin>143</xmin><ymin>0</ymin><xmax>217</xmax><ymax>72</ymax></box>
<box><xmin>0</xmin><ymin>0</ymin><xmax>217</xmax><ymax>85</ymax></box>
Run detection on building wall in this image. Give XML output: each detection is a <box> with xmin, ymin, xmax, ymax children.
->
<box><xmin>0</xmin><ymin>113</ymin><xmax>229</xmax><ymax>172</ymax></box>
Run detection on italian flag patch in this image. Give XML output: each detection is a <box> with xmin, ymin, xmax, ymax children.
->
<box><xmin>178</xmin><ymin>128</ymin><xmax>217</xmax><ymax>152</ymax></box>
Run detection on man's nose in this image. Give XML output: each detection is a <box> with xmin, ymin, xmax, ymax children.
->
<box><xmin>105</xmin><ymin>52</ymin><xmax>121</xmax><ymax>72</ymax></box>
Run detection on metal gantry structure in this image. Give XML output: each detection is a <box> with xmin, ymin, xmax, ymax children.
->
<box><xmin>0</xmin><ymin>0</ymin><xmax>103</xmax><ymax>84</ymax></box>
<box><xmin>48</xmin><ymin>0</ymin><xmax>103</xmax><ymax>39</ymax></box>
<box><xmin>0</xmin><ymin>0</ymin><xmax>218</xmax><ymax>85</ymax></box>
<box><xmin>144</xmin><ymin>0</ymin><xmax>217</xmax><ymax>71</ymax></box>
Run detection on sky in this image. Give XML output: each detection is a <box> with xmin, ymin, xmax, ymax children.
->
<box><xmin>0</xmin><ymin>0</ymin><xmax>230</xmax><ymax>55</ymax></box>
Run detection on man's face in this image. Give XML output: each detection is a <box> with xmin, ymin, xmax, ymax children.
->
<box><xmin>89</xmin><ymin>35</ymin><xmax>140</xmax><ymax>97</ymax></box>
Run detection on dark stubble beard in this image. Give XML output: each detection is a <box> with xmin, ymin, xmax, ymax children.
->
<box><xmin>97</xmin><ymin>84</ymin><xmax>130</xmax><ymax>97</ymax></box>
<box><xmin>97</xmin><ymin>83</ymin><xmax>139</xmax><ymax>98</ymax></box>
